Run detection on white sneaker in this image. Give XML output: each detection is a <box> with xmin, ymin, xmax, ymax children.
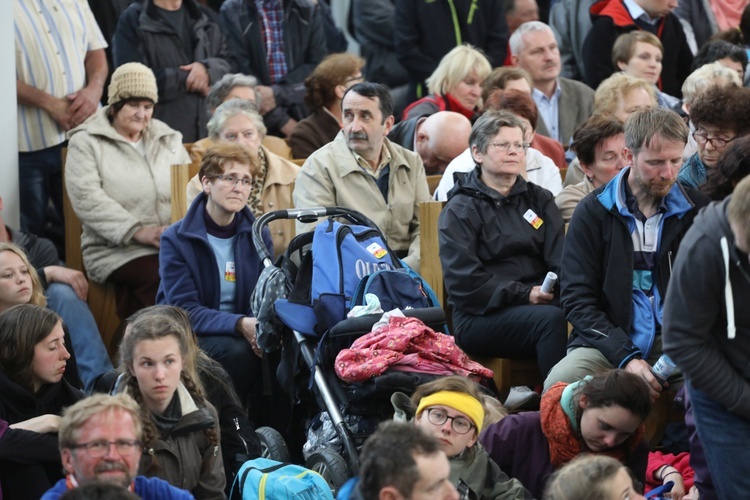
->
<box><xmin>503</xmin><ymin>386</ymin><xmax>540</xmax><ymax>412</ymax></box>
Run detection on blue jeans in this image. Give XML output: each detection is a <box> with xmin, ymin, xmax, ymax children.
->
<box><xmin>688</xmin><ymin>381</ymin><xmax>750</xmax><ymax>499</ymax></box>
<box><xmin>46</xmin><ymin>282</ymin><xmax>113</xmax><ymax>391</ymax></box>
<box><xmin>18</xmin><ymin>143</ymin><xmax>65</xmax><ymax>238</ymax></box>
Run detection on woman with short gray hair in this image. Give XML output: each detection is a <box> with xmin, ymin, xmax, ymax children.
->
<box><xmin>439</xmin><ymin>110</ymin><xmax>567</xmax><ymax>382</ymax></box>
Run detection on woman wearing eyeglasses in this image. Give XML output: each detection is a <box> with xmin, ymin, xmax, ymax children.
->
<box><xmin>407</xmin><ymin>376</ymin><xmax>532</xmax><ymax>499</ymax></box>
<box><xmin>117</xmin><ymin>306</ymin><xmax>224</xmax><ymax>498</ymax></box>
<box><xmin>0</xmin><ymin>305</ymin><xmax>84</xmax><ymax>500</ymax></box>
<box><xmin>158</xmin><ymin>142</ymin><xmax>275</xmax><ymax>432</ymax></box>
<box><xmin>677</xmin><ymin>85</ymin><xmax>750</xmax><ymax>190</ymax></box>
<box><xmin>439</xmin><ymin>110</ymin><xmax>567</xmax><ymax>384</ymax></box>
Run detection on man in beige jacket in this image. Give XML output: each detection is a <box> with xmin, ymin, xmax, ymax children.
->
<box><xmin>293</xmin><ymin>82</ymin><xmax>430</xmax><ymax>271</ymax></box>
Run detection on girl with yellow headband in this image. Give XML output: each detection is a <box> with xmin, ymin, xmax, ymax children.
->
<box><xmin>407</xmin><ymin>376</ymin><xmax>532</xmax><ymax>499</ymax></box>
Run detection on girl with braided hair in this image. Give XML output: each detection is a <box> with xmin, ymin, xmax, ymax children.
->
<box><xmin>118</xmin><ymin>308</ymin><xmax>225</xmax><ymax>499</ymax></box>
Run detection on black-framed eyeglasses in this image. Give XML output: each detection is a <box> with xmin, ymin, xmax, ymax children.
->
<box><xmin>69</xmin><ymin>439</ymin><xmax>141</xmax><ymax>457</ymax></box>
<box><xmin>425</xmin><ymin>408</ymin><xmax>475</xmax><ymax>434</ymax></box>
<box><xmin>211</xmin><ymin>174</ymin><xmax>252</xmax><ymax>188</ymax></box>
<box><xmin>693</xmin><ymin>131</ymin><xmax>736</xmax><ymax>149</ymax></box>
<box><xmin>344</xmin><ymin>75</ymin><xmax>365</xmax><ymax>86</ymax></box>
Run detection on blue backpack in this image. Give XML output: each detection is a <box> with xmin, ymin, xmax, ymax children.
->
<box><xmin>274</xmin><ymin>218</ymin><xmax>399</xmax><ymax>336</ymax></box>
<box><xmin>352</xmin><ymin>267</ymin><xmax>439</xmax><ymax>312</ymax></box>
<box><xmin>230</xmin><ymin>457</ymin><xmax>334</xmax><ymax>500</ymax></box>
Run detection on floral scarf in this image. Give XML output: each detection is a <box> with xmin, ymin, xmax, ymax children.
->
<box><xmin>248</xmin><ymin>147</ymin><xmax>269</xmax><ymax>217</ymax></box>
<box><xmin>540</xmin><ymin>381</ymin><xmax>645</xmax><ymax>467</ymax></box>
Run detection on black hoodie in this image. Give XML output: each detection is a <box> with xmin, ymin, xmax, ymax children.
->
<box><xmin>663</xmin><ymin>198</ymin><xmax>750</xmax><ymax>418</ymax></box>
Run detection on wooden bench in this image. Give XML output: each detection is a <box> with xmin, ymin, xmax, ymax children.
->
<box><xmin>170</xmin><ymin>161</ymin><xmax>202</xmax><ymax>223</ymax></box>
<box><xmin>419</xmin><ymin>201</ymin><xmax>542</xmax><ymax>399</ymax></box>
<box><xmin>62</xmin><ymin>149</ymin><xmax>121</xmax><ymax>359</ymax></box>
<box><xmin>64</xmin><ymin>144</ymin><xmax>198</xmax><ymax>359</ymax></box>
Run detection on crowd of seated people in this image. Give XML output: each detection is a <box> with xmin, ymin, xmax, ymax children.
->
<box><xmin>11</xmin><ymin>0</ymin><xmax>750</xmax><ymax>497</ymax></box>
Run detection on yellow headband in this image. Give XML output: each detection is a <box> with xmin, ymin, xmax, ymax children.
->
<box><xmin>416</xmin><ymin>391</ymin><xmax>485</xmax><ymax>433</ymax></box>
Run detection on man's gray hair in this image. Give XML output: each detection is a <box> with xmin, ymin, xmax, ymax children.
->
<box><xmin>509</xmin><ymin>21</ymin><xmax>553</xmax><ymax>56</ymax></box>
<box><xmin>206</xmin><ymin>73</ymin><xmax>260</xmax><ymax>114</ymax></box>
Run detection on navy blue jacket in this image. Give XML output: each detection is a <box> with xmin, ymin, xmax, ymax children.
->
<box><xmin>157</xmin><ymin>193</ymin><xmax>273</xmax><ymax>335</ymax></box>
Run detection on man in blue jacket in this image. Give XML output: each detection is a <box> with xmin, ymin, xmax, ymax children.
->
<box><xmin>544</xmin><ymin>107</ymin><xmax>708</xmax><ymax>399</ymax></box>
<box><xmin>43</xmin><ymin>394</ymin><xmax>192</xmax><ymax>500</ymax></box>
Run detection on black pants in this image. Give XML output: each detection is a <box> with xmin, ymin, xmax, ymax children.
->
<box><xmin>453</xmin><ymin>304</ymin><xmax>568</xmax><ymax>378</ymax></box>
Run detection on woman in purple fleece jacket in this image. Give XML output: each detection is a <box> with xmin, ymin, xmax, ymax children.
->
<box><xmin>480</xmin><ymin>370</ymin><xmax>652</xmax><ymax>499</ymax></box>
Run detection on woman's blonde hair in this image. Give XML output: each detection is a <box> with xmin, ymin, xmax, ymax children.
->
<box><xmin>594</xmin><ymin>73</ymin><xmax>657</xmax><ymax>117</ymax></box>
<box><xmin>543</xmin><ymin>454</ymin><xmax>633</xmax><ymax>500</ymax></box>
<box><xmin>426</xmin><ymin>45</ymin><xmax>492</xmax><ymax>101</ymax></box>
<box><xmin>0</xmin><ymin>242</ymin><xmax>47</xmax><ymax>308</ymax></box>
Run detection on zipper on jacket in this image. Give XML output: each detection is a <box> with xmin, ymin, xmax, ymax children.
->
<box><xmin>234</xmin><ymin>417</ymin><xmax>250</xmax><ymax>456</ymax></box>
<box><xmin>668</xmin><ymin>251</ymin><xmax>673</xmax><ymax>273</ymax></box>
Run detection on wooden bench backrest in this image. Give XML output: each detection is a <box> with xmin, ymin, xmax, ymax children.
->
<box><xmin>419</xmin><ymin>201</ymin><xmax>447</xmax><ymax>308</ymax></box>
<box><xmin>170</xmin><ymin>162</ymin><xmax>202</xmax><ymax>223</ymax></box>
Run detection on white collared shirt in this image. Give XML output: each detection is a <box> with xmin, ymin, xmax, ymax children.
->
<box><xmin>623</xmin><ymin>0</ymin><xmax>661</xmax><ymax>25</ymax></box>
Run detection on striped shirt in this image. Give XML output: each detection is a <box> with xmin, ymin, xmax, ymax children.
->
<box><xmin>15</xmin><ymin>0</ymin><xmax>107</xmax><ymax>151</ymax></box>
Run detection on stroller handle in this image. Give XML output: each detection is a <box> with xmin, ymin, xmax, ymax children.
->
<box><xmin>252</xmin><ymin>207</ymin><xmax>386</xmax><ymax>264</ymax></box>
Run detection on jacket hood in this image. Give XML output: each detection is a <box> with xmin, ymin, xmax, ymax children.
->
<box><xmin>596</xmin><ymin>167</ymin><xmax>694</xmax><ymax>222</ymax></box>
<box><xmin>449</xmin><ymin>165</ymin><xmax>529</xmax><ymax>203</ymax></box>
<box><xmin>590</xmin><ymin>0</ymin><xmax>637</xmax><ymax>27</ymax></box>
<box><xmin>67</xmin><ymin>106</ymin><xmax>181</xmax><ymax>144</ymax></box>
<box><xmin>697</xmin><ymin>199</ymin><xmax>749</xmax><ymax>340</ymax></box>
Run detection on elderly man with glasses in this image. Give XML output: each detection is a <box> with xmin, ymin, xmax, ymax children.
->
<box><xmin>41</xmin><ymin>394</ymin><xmax>191</xmax><ymax>499</ymax></box>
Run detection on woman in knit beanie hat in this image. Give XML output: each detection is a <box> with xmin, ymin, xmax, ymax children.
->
<box><xmin>64</xmin><ymin>62</ymin><xmax>190</xmax><ymax>322</ymax></box>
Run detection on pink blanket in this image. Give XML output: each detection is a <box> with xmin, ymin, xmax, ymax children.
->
<box><xmin>335</xmin><ymin>316</ymin><xmax>494</xmax><ymax>382</ymax></box>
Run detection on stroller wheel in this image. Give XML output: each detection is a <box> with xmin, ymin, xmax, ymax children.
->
<box><xmin>305</xmin><ymin>449</ymin><xmax>351</xmax><ymax>493</ymax></box>
<box><xmin>256</xmin><ymin>426</ymin><xmax>291</xmax><ymax>463</ymax></box>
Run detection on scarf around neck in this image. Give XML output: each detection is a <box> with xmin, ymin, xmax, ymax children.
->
<box><xmin>540</xmin><ymin>381</ymin><xmax>645</xmax><ymax>467</ymax></box>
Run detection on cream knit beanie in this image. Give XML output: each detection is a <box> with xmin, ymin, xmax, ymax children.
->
<box><xmin>108</xmin><ymin>62</ymin><xmax>159</xmax><ymax>105</ymax></box>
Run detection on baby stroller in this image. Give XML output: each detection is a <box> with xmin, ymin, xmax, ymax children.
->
<box><xmin>251</xmin><ymin>207</ymin><xmax>448</xmax><ymax>491</ymax></box>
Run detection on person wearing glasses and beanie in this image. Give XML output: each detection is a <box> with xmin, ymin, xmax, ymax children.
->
<box><xmin>65</xmin><ymin>63</ymin><xmax>190</xmax><ymax>323</ymax></box>
<box><xmin>439</xmin><ymin>111</ymin><xmax>567</xmax><ymax>387</ymax></box>
<box><xmin>677</xmin><ymin>85</ymin><xmax>750</xmax><ymax>191</ymax></box>
<box><xmin>157</xmin><ymin>143</ymin><xmax>280</xmax><ymax>434</ymax></box>
<box><xmin>400</xmin><ymin>376</ymin><xmax>532</xmax><ymax>499</ymax></box>
<box><xmin>42</xmin><ymin>393</ymin><xmax>191</xmax><ymax>499</ymax></box>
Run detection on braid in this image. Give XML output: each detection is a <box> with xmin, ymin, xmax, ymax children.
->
<box><xmin>182</xmin><ymin>371</ymin><xmax>220</xmax><ymax>451</ymax></box>
<box><xmin>123</xmin><ymin>374</ymin><xmax>160</xmax><ymax>473</ymax></box>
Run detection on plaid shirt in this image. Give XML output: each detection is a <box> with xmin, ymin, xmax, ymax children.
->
<box><xmin>255</xmin><ymin>0</ymin><xmax>287</xmax><ymax>84</ymax></box>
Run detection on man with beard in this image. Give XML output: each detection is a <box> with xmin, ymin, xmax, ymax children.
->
<box><xmin>42</xmin><ymin>394</ymin><xmax>191</xmax><ymax>499</ymax></box>
<box><xmin>293</xmin><ymin>82</ymin><xmax>430</xmax><ymax>271</ymax></box>
<box><xmin>543</xmin><ymin>108</ymin><xmax>708</xmax><ymax>399</ymax></box>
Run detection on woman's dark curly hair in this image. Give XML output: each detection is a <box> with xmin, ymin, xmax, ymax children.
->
<box><xmin>690</xmin><ymin>85</ymin><xmax>750</xmax><ymax>137</ymax></box>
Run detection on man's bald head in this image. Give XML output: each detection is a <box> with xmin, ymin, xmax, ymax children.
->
<box><xmin>416</xmin><ymin>112</ymin><xmax>472</xmax><ymax>174</ymax></box>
